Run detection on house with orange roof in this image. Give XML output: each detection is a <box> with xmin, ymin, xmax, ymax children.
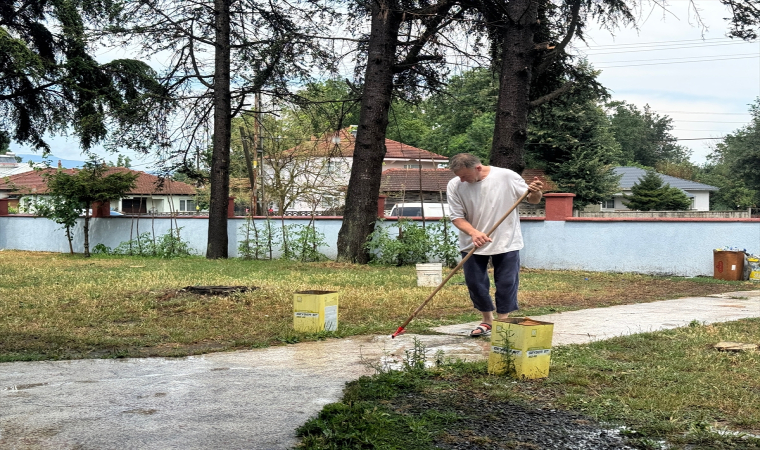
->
<box><xmin>268</xmin><ymin>126</ymin><xmax>448</xmax><ymax>213</ymax></box>
<box><xmin>0</xmin><ymin>167</ymin><xmax>197</xmax><ymax>214</ymax></box>
<box><xmin>379</xmin><ymin>167</ymin><xmax>555</xmax><ymax>215</ymax></box>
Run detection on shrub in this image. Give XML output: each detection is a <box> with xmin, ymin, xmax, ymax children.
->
<box><xmin>281</xmin><ymin>223</ymin><xmax>328</xmax><ymax>262</ymax></box>
<box><xmin>366</xmin><ymin>219</ymin><xmax>434</xmax><ymax>266</ymax></box>
<box><xmin>110</xmin><ymin>229</ymin><xmax>194</xmax><ymax>258</ymax></box>
<box><xmin>238</xmin><ymin>218</ymin><xmax>277</xmax><ymax>260</ymax></box>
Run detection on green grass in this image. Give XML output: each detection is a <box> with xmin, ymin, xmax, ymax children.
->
<box><xmin>297</xmin><ymin>322</ymin><xmax>760</xmax><ymax>449</ymax></box>
<box><xmin>0</xmin><ymin>250</ymin><xmax>757</xmax><ymax>362</ymax></box>
<box><xmin>540</xmin><ymin>319</ymin><xmax>760</xmax><ymax>447</ymax></box>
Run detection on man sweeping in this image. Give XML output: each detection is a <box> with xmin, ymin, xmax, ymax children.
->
<box><xmin>447</xmin><ymin>153</ymin><xmax>544</xmax><ymax>337</ymax></box>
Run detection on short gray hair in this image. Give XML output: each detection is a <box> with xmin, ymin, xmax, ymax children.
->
<box><xmin>449</xmin><ymin>153</ymin><xmax>481</xmax><ymax>172</ymax></box>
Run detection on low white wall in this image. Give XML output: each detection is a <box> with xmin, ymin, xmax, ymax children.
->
<box><xmin>1</xmin><ymin>215</ymin><xmax>759</xmax><ymax>277</ymax></box>
<box><xmin>521</xmin><ymin>219</ymin><xmax>760</xmax><ymax>276</ymax></box>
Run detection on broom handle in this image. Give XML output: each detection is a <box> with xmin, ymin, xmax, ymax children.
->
<box><xmin>396</xmin><ymin>189</ymin><xmax>531</xmax><ymax>331</ymax></box>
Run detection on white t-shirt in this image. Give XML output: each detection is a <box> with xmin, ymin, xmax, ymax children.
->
<box><xmin>447</xmin><ymin>166</ymin><xmax>529</xmax><ymax>255</ymax></box>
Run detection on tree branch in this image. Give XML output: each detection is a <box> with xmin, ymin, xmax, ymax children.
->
<box><xmin>535</xmin><ymin>0</ymin><xmax>582</xmax><ymax>76</ymax></box>
<box><xmin>529</xmin><ymin>80</ymin><xmax>574</xmax><ymax>108</ymax></box>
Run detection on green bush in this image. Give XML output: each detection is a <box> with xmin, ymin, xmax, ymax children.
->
<box><xmin>110</xmin><ymin>229</ymin><xmax>194</xmax><ymax>258</ymax></box>
<box><xmin>280</xmin><ymin>224</ymin><xmax>328</xmax><ymax>262</ymax></box>
<box><xmin>428</xmin><ymin>218</ymin><xmax>459</xmax><ymax>268</ymax></box>
<box><xmin>238</xmin><ymin>218</ymin><xmax>277</xmax><ymax>260</ymax></box>
<box><xmin>366</xmin><ymin>219</ymin><xmax>447</xmax><ymax>266</ymax></box>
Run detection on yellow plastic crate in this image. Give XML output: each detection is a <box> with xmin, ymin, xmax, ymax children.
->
<box><xmin>488</xmin><ymin>318</ymin><xmax>554</xmax><ymax>379</ymax></box>
<box><xmin>293</xmin><ymin>290</ymin><xmax>339</xmax><ymax>332</ymax></box>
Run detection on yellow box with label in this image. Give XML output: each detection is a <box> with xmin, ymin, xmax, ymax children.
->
<box><xmin>748</xmin><ymin>257</ymin><xmax>760</xmax><ymax>281</ymax></box>
<box><xmin>488</xmin><ymin>318</ymin><xmax>554</xmax><ymax>379</ymax></box>
<box><xmin>293</xmin><ymin>290</ymin><xmax>339</xmax><ymax>333</ymax></box>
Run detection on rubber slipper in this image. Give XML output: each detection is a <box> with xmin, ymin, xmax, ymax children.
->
<box><xmin>469</xmin><ymin>322</ymin><xmax>492</xmax><ymax>337</ymax></box>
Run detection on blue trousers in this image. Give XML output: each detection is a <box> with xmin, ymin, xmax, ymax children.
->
<box><xmin>461</xmin><ymin>250</ymin><xmax>520</xmax><ymax>314</ymax></box>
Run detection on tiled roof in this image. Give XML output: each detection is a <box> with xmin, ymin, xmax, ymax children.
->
<box><xmin>613</xmin><ymin>167</ymin><xmax>718</xmax><ymax>191</ymax></box>
<box><xmin>380</xmin><ymin>169</ymin><xmax>454</xmax><ymax>192</ymax></box>
<box><xmin>380</xmin><ymin>168</ymin><xmax>556</xmax><ymax>192</ymax></box>
<box><xmin>0</xmin><ymin>167</ymin><xmax>196</xmax><ymax>195</ymax></box>
<box><xmin>287</xmin><ymin>128</ymin><xmax>448</xmax><ymax>161</ymax></box>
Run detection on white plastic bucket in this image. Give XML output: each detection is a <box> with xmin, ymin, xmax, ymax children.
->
<box><xmin>416</xmin><ymin>263</ymin><xmax>442</xmax><ymax>287</ymax></box>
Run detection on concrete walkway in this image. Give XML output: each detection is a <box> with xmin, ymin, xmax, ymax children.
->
<box><xmin>1</xmin><ymin>291</ymin><xmax>759</xmax><ymax>450</ymax></box>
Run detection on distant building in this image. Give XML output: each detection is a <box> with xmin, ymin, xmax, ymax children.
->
<box><xmin>268</xmin><ymin>127</ymin><xmax>448</xmax><ymax>213</ymax></box>
<box><xmin>379</xmin><ymin>168</ymin><xmax>555</xmax><ymax>215</ymax></box>
<box><xmin>0</xmin><ymin>153</ymin><xmax>35</xmax><ymax>177</ymax></box>
<box><xmin>0</xmin><ymin>167</ymin><xmax>196</xmax><ymax>214</ymax></box>
<box><xmin>598</xmin><ymin>167</ymin><xmax>718</xmax><ymax>212</ymax></box>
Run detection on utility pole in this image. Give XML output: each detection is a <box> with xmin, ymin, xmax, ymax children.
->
<box><xmin>239</xmin><ymin>126</ymin><xmax>257</xmax><ymax>216</ymax></box>
<box><xmin>256</xmin><ymin>90</ymin><xmax>265</xmax><ymax>216</ymax></box>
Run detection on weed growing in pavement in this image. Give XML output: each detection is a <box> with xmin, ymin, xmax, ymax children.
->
<box><xmin>490</xmin><ymin>327</ymin><xmax>517</xmax><ymax>377</ymax></box>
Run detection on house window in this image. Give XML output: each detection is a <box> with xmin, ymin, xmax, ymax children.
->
<box><xmin>404</xmin><ymin>164</ymin><xmax>421</xmax><ymax>169</ymax></box>
<box><xmin>326</xmin><ymin>160</ymin><xmax>340</xmax><ymax>175</ymax></box>
<box><xmin>179</xmin><ymin>200</ymin><xmax>195</xmax><ymax>211</ymax></box>
<box><xmin>322</xmin><ymin>195</ymin><xmax>339</xmax><ymax>209</ymax></box>
<box><xmin>122</xmin><ymin>197</ymin><xmax>148</xmax><ymax>214</ymax></box>
<box><xmin>602</xmin><ymin>197</ymin><xmax>615</xmax><ymax>209</ymax></box>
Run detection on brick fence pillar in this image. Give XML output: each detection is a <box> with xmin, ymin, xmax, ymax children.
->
<box><xmin>228</xmin><ymin>197</ymin><xmax>236</xmax><ymax>218</ymax></box>
<box><xmin>91</xmin><ymin>200</ymin><xmax>110</xmax><ymax>218</ymax></box>
<box><xmin>0</xmin><ymin>198</ymin><xmax>8</xmax><ymax>216</ymax></box>
<box><xmin>377</xmin><ymin>195</ymin><xmax>387</xmax><ymax>218</ymax></box>
<box><xmin>544</xmin><ymin>193</ymin><xmax>575</xmax><ymax>221</ymax></box>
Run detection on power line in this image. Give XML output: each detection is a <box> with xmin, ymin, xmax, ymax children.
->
<box><xmin>578</xmin><ymin>41</ymin><xmax>752</xmax><ymax>55</ymax></box>
<box><xmin>581</xmin><ymin>37</ymin><xmax>739</xmax><ymax>49</ymax></box>
<box><xmin>672</xmin><ymin>120</ymin><xmax>749</xmax><ymax>123</ymax></box>
<box><xmin>676</xmin><ymin>137</ymin><xmax>726</xmax><ymax>140</ymax></box>
<box><xmin>598</xmin><ymin>52</ymin><xmax>758</xmax><ymax>64</ymax></box>
<box><xmin>597</xmin><ymin>54</ymin><xmax>758</xmax><ymax>68</ymax></box>
<box><xmin>658</xmin><ymin>111</ymin><xmax>750</xmax><ymax>115</ymax></box>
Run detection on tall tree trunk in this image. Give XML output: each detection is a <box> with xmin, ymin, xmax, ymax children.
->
<box><xmin>207</xmin><ymin>0</ymin><xmax>232</xmax><ymax>259</ymax></box>
<box><xmin>489</xmin><ymin>0</ymin><xmax>539</xmax><ymax>173</ymax></box>
<box><xmin>66</xmin><ymin>226</ymin><xmax>74</xmax><ymax>255</ymax></box>
<box><xmin>336</xmin><ymin>0</ymin><xmax>401</xmax><ymax>263</ymax></box>
<box><xmin>83</xmin><ymin>215</ymin><xmax>91</xmax><ymax>257</ymax></box>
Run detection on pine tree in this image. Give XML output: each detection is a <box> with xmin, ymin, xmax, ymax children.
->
<box><xmin>623</xmin><ymin>171</ymin><xmax>691</xmax><ymax>211</ymax></box>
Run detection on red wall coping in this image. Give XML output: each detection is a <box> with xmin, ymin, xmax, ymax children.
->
<box><xmin>565</xmin><ymin>217</ymin><xmax>760</xmax><ymax>223</ymax></box>
<box><xmin>2</xmin><ymin>214</ymin><xmax>756</xmax><ymax>223</ymax></box>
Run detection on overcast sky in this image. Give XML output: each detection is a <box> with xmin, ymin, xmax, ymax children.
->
<box><xmin>10</xmin><ymin>1</ymin><xmax>759</xmax><ymax>168</ymax></box>
<box><xmin>580</xmin><ymin>0</ymin><xmax>759</xmax><ymax>163</ymax></box>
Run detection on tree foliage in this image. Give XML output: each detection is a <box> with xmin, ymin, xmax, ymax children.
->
<box><xmin>107</xmin><ymin>0</ymin><xmax>331</xmax><ymax>258</ymax></box>
<box><xmin>337</xmin><ymin>0</ymin><xmax>475</xmax><ymax>263</ymax></box>
<box><xmin>706</xmin><ymin>98</ymin><xmax>760</xmax><ymax>208</ymax></box>
<box><xmin>623</xmin><ymin>170</ymin><xmax>691</xmax><ymax>211</ymax></box>
<box><xmin>607</xmin><ymin>101</ymin><xmax>691</xmax><ymax>167</ymax></box>
<box><xmin>1</xmin><ymin>0</ymin><xmax>167</xmax><ymax>153</ymax></box>
<box><xmin>40</xmin><ymin>162</ymin><xmax>138</xmax><ymax>257</ymax></box>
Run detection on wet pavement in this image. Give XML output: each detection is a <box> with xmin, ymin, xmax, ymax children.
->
<box><xmin>1</xmin><ymin>291</ymin><xmax>759</xmax><ymax>449</ymax></box>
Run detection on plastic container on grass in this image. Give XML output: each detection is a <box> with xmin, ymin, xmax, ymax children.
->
<box><xmin>713</xmin><ymin>250</ymin><xmax>745</xmax><ymax>281</ymax></box>
<box><xmin>293</xmin><ymin>290</ymin><xmax>339</xmax><ymax>333</ymax></box>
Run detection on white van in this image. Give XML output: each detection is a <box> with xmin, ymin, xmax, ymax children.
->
<box><xmin>389</xmin><ymin>202</ymin><xmax>450</xmax><ymax>217</ymax></box>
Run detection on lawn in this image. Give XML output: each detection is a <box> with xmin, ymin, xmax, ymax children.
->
<box><xmin>297</xmin><ymin>319</ymin><xmax>760</xmax><ymax>449</ymax></box>
<box><xmin>0</xmin><ymin>250</ymin><xmax>758</xmax><ymax>362</ymax></box>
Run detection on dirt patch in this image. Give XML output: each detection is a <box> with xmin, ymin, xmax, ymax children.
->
<box><xmin>388</xmin><ymin>388</ymin><xmax>635</xmax><ymax>449</ymax></box>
